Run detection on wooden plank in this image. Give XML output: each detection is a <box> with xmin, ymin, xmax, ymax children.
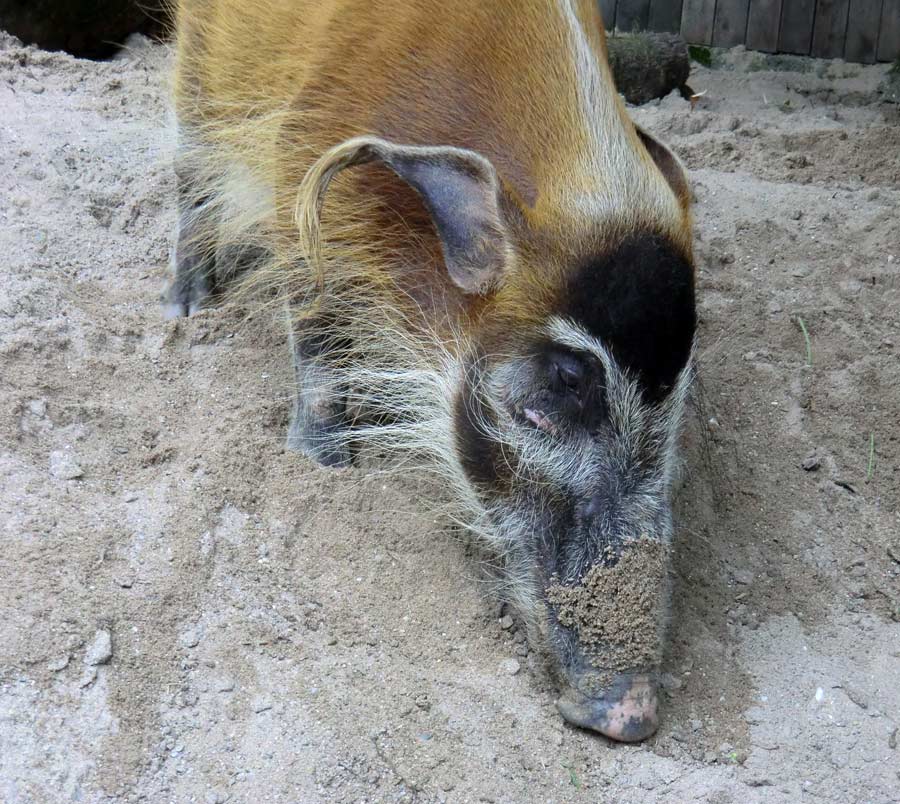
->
<box><xmin>649</xmin><ymin>0</ymin><xmax>685</xmax><ymax>32</ymax></box>
<box><xmin>876</xmin><ymin>0</ymin><xmax>900</xmax><ymax>61</ymax></box>
<box><xmin>811</xmin><ymin>0</ymin><xmax>851</xmax><ymax>58</ymax></box>
<box><xmin>681</xmin><ymin>0</ymin><xmax>717</xmax><ymax>44</ymax></box>
<box><xmin>713</xmin><ymin>0</ymin><xmax>751</xmax><ymax>46</ymax></box>
<box><xmin>845</xmin><ymin>0</ymin><xmax>884</xmax><ymax>62</ymax></box>
<box><xmin>778</xmin><ymin>0</ymin><xmax>816</xmax><ymax>54</ymax></box>
<box><xmin>746</xmin><ymin>0</ymin><xmax>783</xmax><ymax>52</ymax></box>
<box><xmin>616</xmin><ymin>0</ymin><xmax>652</xmax><ymax>32</ymax></box>
<box><xmin>598</xmin><ymin>0</ymin><xmax>619</xmax><ymax>30</ymax></box>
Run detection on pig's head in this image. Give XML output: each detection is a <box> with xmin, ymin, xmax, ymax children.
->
<box><xmin>356</xmin><ymin>132</ymin><xmax>696</xmax><ymax>742</ymax></box>
<box><xmin>295</xmin><ymin>126</ymin><xmax>694</xmax><ymax>741</ymax></box>
<box><xmin>454</xmin><ymin>229</ymin><xmax>695</xmax><ymax>742</ymax></box>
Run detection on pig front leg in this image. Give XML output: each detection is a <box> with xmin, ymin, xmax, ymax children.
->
<box><xmin>286</xmin><ymin>318</ymin><xmax>352</xmax><ymax>467</ymax></box>
<box><xmin>162</xmin><ymin>158</ymin><xmax>218</xmax><ymax>318</ymax></box>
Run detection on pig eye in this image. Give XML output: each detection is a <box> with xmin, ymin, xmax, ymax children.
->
<box><xmin>550</xmin><ymin>350</ymin><xmax>585</xmax><ymax>396</ymax></box>
<box><xmin>556</xmin><ymin>357</ymin><xmax>582</xmax><ymax>390</ymax></box>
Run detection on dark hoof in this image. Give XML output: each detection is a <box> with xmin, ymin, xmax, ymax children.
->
<box><xmin>286</xmin><ymin>429</ymin><xmax>353</xmax><ymax>467</ymax></box>
<box><xmin>286</xmin><ymin>409</ymin><xmax>352</xmax><ymax>468</ymax></box>
<box><xmin>161</xmin><ymin>273</ymin><xmax>213</xmax><ymax>319</ymax></box>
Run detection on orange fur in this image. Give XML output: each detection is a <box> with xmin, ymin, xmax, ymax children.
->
<box><xmin>173</xmin><ymin>0</ymin><xmax>692</xmax><ymax>343</ymax></box>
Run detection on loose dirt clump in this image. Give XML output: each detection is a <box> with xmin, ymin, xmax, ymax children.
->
<box><xmin>549</xmin><ymin>538</ymin><xmax>668</xmax><ymax>672</ymax></box>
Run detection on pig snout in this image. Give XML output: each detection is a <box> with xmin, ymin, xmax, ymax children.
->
<box><xmin>556</xmin><ymin>672</ymin><xmax>659</xmax><ymax>742</ymax></box>
<box><xmin>545</xmin><ymin>534</ymin><xmax>670</xmax><ymax>741</ymax></box>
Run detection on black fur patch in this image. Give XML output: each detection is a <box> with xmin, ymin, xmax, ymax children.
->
<box><xmin>560</xmin><ymin>233</ymin><xmax>695</xmax><ymax>403</ymax></box>
<box><xmin>453</xmin><ymin>364</ymin><xmax>508</xmax><ymax>490</ymax></box>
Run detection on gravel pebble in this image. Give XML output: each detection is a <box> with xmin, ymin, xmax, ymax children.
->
<box><xmin>499</xmin><ymin>658</ymin><xmax>521</xmax><ymax>676</ymax></box>
<box><xmin>85</xmin><ymin>629</ymin><xmax>112</xmax><ymax>665</ymax></box>
<box><xmin>801</xmin><ymin>455</ymin><xmax>821</xmax><ymax>472</ymax></box>
<box><xmin>660</xmin><ymin>672</ymin><xmax>682</xmax><ymax>691</ymax></box>
<box><xmin>50</xmin><ymin>450</ymin><xmax>84</xmax><ymax>480</ymax></box>
<box><xmin>48</xmin><ymin>654</ymin><xmax>70</xmax><ymax>671</ymax></box>
<box><xmin>179</xmin><ymin>627</ymin><xmax>201</xmax><ymax>649</ymax></box>
<box><xmin>733</xmin><ymin>569</ymin><xmax>754</xmax><ymax>586</ymax></box>
<box><xmin>80</xmin><ymin>667</ymin><xmax>98</xmax><ymax>687</ymax></box>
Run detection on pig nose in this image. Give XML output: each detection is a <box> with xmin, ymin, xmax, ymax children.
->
<box><xmin>556</xmin><ymin>673</ymin><xmax>659</xmax><ymax>742</ymax></box>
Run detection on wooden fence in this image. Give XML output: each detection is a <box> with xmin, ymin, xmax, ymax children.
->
<box><xmin>598</xmin><ymin>0</ymin><xmax>900</xmax><ymax>63</ymax></box>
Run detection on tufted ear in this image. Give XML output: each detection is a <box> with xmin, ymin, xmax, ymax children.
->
<box><xmin>297</xmin><ymin>135</ymin><xmax>513</xmax><ymax>295</ymax></box>
<box><xmin>635</xmin><ymin>125</ymin><xmax>691</xmax><ymax>213</ymax></box>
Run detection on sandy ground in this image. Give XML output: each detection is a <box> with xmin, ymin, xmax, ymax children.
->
<box><xmin>1</xmin><ymin>30</ymin><xmax>899</xmax><ymax>804</ymax></box>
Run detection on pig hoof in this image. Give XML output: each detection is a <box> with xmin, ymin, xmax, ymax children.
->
<box><xmin>286</xmin><ymin>410</ymin><xmax>352</xmax><ymax>467</ymax></box>
<box><xmin>286</xmin><ymin>431</ymin><xmax>353</xmax><ymax>467</ymax></box>
<box><xmin>161</xmin><ymin>275</ymin><xmax>214</xmax><ymax>319</ymax></box>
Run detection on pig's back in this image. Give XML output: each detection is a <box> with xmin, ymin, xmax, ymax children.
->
<box><xmin>174</xmin><ymin>0</ymin><xmax>641</xmax><ymax>213</ymax></box>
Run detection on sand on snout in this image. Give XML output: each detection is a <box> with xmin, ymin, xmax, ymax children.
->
<box><xmin>547</xmin><ymin>536</ymin><xmax>669</xmax><ymax>676</ymax></box>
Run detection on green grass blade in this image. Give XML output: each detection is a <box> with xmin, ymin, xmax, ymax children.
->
<box><xmin>867</xmin><ymin>432</ymin><xmax>876</xmax><ymax>481</ymax></box>
<box><xmin>797</xmin><ymin>317</ymin><xmax>812</xmax><ymax>367</ymax></box>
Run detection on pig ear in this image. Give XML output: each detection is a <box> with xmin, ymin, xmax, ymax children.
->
<box><xmin>635</xmin><ymin>125</ymin><xmax>691</xmax><ymax>212</ymax></box>
<box><xmin>297</xmin><ymin>135</ymin><xmax>513</xmax><ymax>295</ymax></box>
